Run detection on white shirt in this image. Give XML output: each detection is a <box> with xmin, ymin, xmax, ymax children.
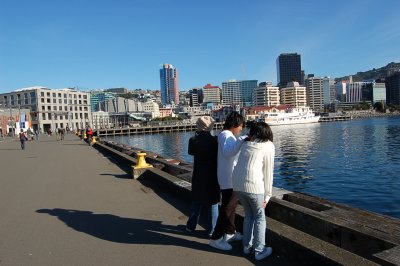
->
<box><xmin>217</xmin><ymin>130</ymin><xmax>246</xmax><ymax>190</ymax></box>
<box><xmin>232</xmin><ymin>140</ymin><xmax>275</xmax><ymax>203</ymax></box>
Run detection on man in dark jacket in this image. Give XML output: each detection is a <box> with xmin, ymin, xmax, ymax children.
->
<box><xmin>186</xmin><ymin>116</ymin><xmax>220</xmax><ymax>237</ymax></box>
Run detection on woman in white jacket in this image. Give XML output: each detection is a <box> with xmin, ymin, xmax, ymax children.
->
<box><xmin>232</xmin><ymin>122</ymin><xmax>275</xmax><ymax>261</ymax></box>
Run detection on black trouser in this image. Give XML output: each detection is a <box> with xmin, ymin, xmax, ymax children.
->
<box><xmin>211</xmin><ymin>189</ymin><xmax>238</xmax><ymax>240</ymax></box>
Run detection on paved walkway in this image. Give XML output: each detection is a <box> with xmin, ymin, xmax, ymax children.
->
<box><xmin>0</xmin><ymin>134</ymin><xmax>290</xmax><ymax>266</ymax></box>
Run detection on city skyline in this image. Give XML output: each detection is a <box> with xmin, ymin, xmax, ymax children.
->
<box><xmin>1</xmin><ymin>0</ymin><xmax>400</xmax><ymax>93</ymax></box>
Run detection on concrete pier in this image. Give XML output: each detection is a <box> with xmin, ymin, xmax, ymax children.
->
<box><xmin>96</xmin><ymin>140</ymin><xmax>400</xmax><ymax>266</ymax></box>
<box><xmin>0</xmin><ymin>134</ymin><xmax>291</xmax><ymax>266</ymax></box>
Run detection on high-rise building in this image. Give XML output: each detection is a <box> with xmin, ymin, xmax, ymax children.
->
<box><xmin>305</xmin><ymin>77</ymin><xmax>324</xmax><ymax>111</ymax></box>
<box><xmin>362</xmin><ymin>82</ymin><xmax>386</xmax><ymax>105</ymax></box>
<box><xmin>252</xmin><ymin>82</ymin><xmax>280</xmax><ymax>107</ymax></box>
<box><xmin>277</xmin><ymin>53</ymin><xmax>302</xmax><ymax>88</ymax></box>
<box><xmin>221</xmin><ymin>80</ymin><xmax>258</xmax><ymax>107</ymax></box>
<box><xmin>280</xmin><ymin>81</ymin><xmax>306</xmax><ymax>107</ymax></box>
<box><xmin>189</xmin><ymin>88</ymin><xmax>202</xmax><ymax>107</ymax></box>
<box><xmin>160</xmin><ymin>64</ymin><xmax>179</xmax><ymax>105</ymax></box>
<box><xmin>385</xmin><ymin>72</ymin><xmax>400</xmax><ymax>105</ymax></box>
<box><xmin>202</xmin><ymin>84</ymin><xmax>220</xmax><ymax>104</ymax></box>
<box><xmin>323</xmin><ymin>77</ymin><xmax>336</xmax><ymax>106</ymax></box>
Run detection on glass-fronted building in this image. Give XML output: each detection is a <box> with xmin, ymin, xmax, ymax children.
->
<box><xmin>277</xmin><ymin>53</ymin><xmax>302</xmax><ymax>88</ymax></box>
<box><xmin>222</xmin><ymin>80</ymin><xmax>258</xmax><ymax>107</ymax></box>
<box><xmin>160</xmin><ymin>64</ymin><xmax>179</xmax><ymax>105</ymax></box>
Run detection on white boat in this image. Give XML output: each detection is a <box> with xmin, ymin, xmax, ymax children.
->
<box><xmin>258</xmin><ymin>106</ymin><xmax>320</xmax><ymax>126</ymax></box>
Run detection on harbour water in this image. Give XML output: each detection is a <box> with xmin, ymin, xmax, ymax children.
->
<box><xmin>106</xmin><ymin>116</ymin><xmax>400</xmax><ymax>219</ymax></box>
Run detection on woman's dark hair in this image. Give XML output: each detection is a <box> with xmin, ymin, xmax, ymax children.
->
<box><xmin>223</xmin><ymin>111</ymin><xmax>245</xmax><ymax>130</ymax></box>
<box><xmin>248</xmin><ymin>122</ymin><xmax>273</xmax><ymax>142</ymax></box>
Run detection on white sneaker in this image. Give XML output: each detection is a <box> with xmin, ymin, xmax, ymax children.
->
<box><xmin>255</xmin><ymin>247</ymin><xmax>273</xmax><ymax>261</ymax></box>
<box><xmin>224</xmin><ymin>232</ymin><xmax>243</xmax><ymax>243</ymax></box>
<box><xmin>209</xmin><ymin>237</ymin><xmax>232</xmax><ymax>251</ymax></box>
<box><xmin>243</xmin><ymin>245</ymin><xmax>253</xmax><ymax>255</ymax></box>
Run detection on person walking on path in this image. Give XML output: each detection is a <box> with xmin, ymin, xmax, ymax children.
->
<box><xmin>60</xmin><ymin>128</ymin><xmax>65</xmax><ymax>141</ymax></box>
<box><xmin>86</xmin><ymin>125</ymin><xmax>93</xmax><ymax>145</ymax></box>
<box><xmin>185</xmin><ymin>116</ymin><xmax>220</xmax><ymax>237</ymax></box>
<box><xmin>232</xmin><ymin>122</ymin><xmax>275</xmax><ymax>261</ymax></box>
<box><xmin>209</xmin><ymin>111</ymin><xmax>247</xmax><ymax>251</ymax></box>
<box><xmin>18</xmin><ymin>129</ymin><xmax>28</xmax><ymax>150</ymax></box>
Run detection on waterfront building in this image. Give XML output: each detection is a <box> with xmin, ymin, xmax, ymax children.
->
<box><xmin>221</xmin><ymin>79</ymin><xmax>258</xmax><ymax>107</ymax></box>
<box><xmin>0</xmin><ymin>107</ymin><xmax>31</xmax><ymax>135</ymax></box>
<box><xmin>159</xmin><ymin>107</ymin><xmax>174</xmax><ymax>118</ymax></box>
<box><xmin>323</xmin><ymin>77</ymin><xmax>336</xmax><ymax>106</ymax></box>
<box><xmin>252</xmin><ymin>82</ymin><xmax>280</xmax><ymax>107</ymax></box>
<box><xmin>202</xmin><ymin>84</ymin><xmax>221</xmax><ymax>104</ymax></box>
<box><xmin>277</xmin><ymin>53</ymin><xmax>302</xmax><ymax>88</ymax></box>
<box><xmin>92</xmin><ymin>111</ymin><xmax>111</xmax><ymax>129</ymax></box>
<box><xmin>160</xmin><ymin>64</ymin><xmax>179</xmax><ymax>105</ymax></box>
<box><xmin>362</xmin><ymin>82</ymin><xmax>386</xmax><ymax>106</ymax></box>
<box><xmin>385</xmin><ymin>71</ymin><xmax>400</xmax><ymax>105</ymax></box>
<box><xmin>104</xmin><ymin>96</ymin><xmax>144</xmax><ymax>113</ymax></box>
<box><xmin>90</xmin><ymin>91</ymin><xmax>116</xmax><ymax>112</ymax></box>
<box><xmin>346</xmin><ymin>82</ymin><xmax>367</xmax><ymax>103</ymax></box>
<box><xmin>280</xmin><ymin>82</ymin><xmax>307</xmax><ymax>107</ymax></box>
<box><xmin>305</xmin><ymin>77</ymin><xmax>324</xmax><ymax>111</ymax></box>
<box><xmin>0</xmin><ymin>87</ymin><xmax>91</xmax><ymax>132</ymax></box>
<box><xmin>143</xmin><ymin>101</ymin><xmax>160</xmax><ymax>118</ymax></box>
<box><xmin>335</xmin><ymin>81</ymin><xmax>347</xmax><ymax>102</ymax></box>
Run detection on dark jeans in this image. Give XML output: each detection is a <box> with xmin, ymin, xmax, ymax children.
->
<box><xmin>211</xmin><ymin>189</ymin><xmax>238</xmax><ymax>240</ymax></box>
<box><xmin>20</xmin><ymin>140</ymin><xmax>25</xmax><ymax>150</ymax></box>
<box><xmin>186</xmin><ymin>202</ymin><xmax>219</xmax><ymax>236</ymax></box>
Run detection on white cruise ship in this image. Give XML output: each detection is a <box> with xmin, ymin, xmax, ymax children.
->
<box><xmin>258</xmin><ymin>106</ymin><xmax>320</xmax><ymax>126</ymax></box>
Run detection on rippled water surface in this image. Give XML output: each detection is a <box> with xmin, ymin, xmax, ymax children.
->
<box><xmin>107</xmin><ymin>116</ymin><xmax>400</xmax><ymax>218</ymax></box>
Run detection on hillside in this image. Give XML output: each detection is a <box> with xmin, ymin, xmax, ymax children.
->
<box><xmin>335</xmin><ymin>62</ymin><xmax>400</xmax><ymax>82</ymax></box>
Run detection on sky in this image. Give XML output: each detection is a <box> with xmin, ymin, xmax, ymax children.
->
<box><xmin>1</xmin><ymin>0</ymin><xmax>400</xmax><ymax>93</ymax></box>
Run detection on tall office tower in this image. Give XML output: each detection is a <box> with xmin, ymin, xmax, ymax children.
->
<box><xmin>362</xmin><ymin>82</ymin><xmax>386</xmax><ymax>105</ymax></box>
<box><xmin>252</xmin><ymin>82</ymin><xmax>280</xmax><ymax>107</ymax></box>
<box><xmin>305</xmin><ymin>76</ymin><xmax>324</xmax><ymax>111</ymax></box>
<box><xmin>189</xmin><ymin>88</ymin><xmax>202</xmax><ymax>107</ymax></box>
<box><xmin>385</xmin><ymin>72</ymin><xmax>400</xmax><ymax>105</ymax></box>
<box><xmin>335</xmin><ymin>81</ymin><xmax>347</xmax><ymax>102</ymax></box>
<box><xmin>221</xmin><ymin>80</ymin><xmax>258</xmax><ymax>107</ymax></box>
<box><xmin>160</xmin><ymin>64</ymin><xmax>179</xmax><ymax>105</ymax></box>
<box><xmin>203</xmin><ymin>84</ymin><xmax>221</xmax><ymax>103</ymax></box>
<box><xmin>280</xmin><ymin>81</ymin><xmax>306</xmax><ymax>107</ymax></box>
<box><xmin>277</xmin><ymin>53</ymin><xmax>302</xmax><ymax>88</ymax></box>
<box><xmin>323</xmin><ymin>77</ymin><xmax>336</xmax><ymax>106</ymax></box>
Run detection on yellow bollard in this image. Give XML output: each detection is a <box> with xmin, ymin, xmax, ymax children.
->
<box><xmin>91</xmin><ymin>136</ymin><xmax>97</xmax><ymax>144</ymax></box>
<box><xmin>134</xmin><ymin>152</ymin><xmax>153</xmax><ymax>169</ymax></box>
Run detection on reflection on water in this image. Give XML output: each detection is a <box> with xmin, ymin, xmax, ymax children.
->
<box><xmin>109</xmin><ymin>117</ymin><xmax>400</xmax><ymax>218</ymax></box>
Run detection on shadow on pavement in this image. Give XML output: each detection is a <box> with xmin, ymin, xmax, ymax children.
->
<box><xmin>36</xmin><ymin>208</ymin><xmax>242</xmax><ymax>257</ymax></box>
<box><xmin>100</xmin><ymin>173</ymin><xmax>130</xmax><ymax>179</ymax></box>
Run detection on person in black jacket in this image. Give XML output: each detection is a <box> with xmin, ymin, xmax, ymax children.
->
<box><xmin>186</xmin><ymin>116</ymin><xmax>220</xmax><ymax>237</ymax></box>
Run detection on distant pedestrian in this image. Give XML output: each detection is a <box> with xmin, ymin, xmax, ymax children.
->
<box><xmin>19</xmin><ymin>129</ymin><xmax>28</xmax><ymax>150</ymax></box>
<box><xmin>59</xmin><ymin>128</ymin><xmax>65</xmax><ymax>140</ymax></box>
<box><xmin>86</xmin><ymin>125</ymin><xmax>93</xmax><ymax>145</ymax></box>
<box><xmin>209</xmin><ymin>111</ymin><xmax>247</xmax><ymax>251</ymax></box>
<box><xmin>34</xmin><ymin>129</ymin><xmax>39</xmax><ymax>141</ymax></box>
<box><xmin>185</xmin><ymin>116</ymin><xmax>220</xmax><ymax>237</ymax></box>
<box><xmin>232</xmin><ymin>122</ymin><xmax>275</xmax><ymax>261</ymax></box>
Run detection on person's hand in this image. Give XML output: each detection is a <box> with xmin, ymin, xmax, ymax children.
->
<box><xmin>262</xmin><ymin>201</ymin><xmax>267</xmax><ymax>208</ymax></box>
